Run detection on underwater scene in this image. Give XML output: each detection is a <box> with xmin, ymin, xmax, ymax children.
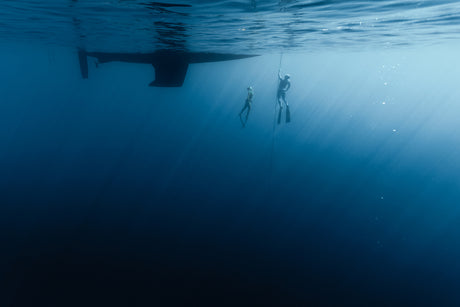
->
<box><xmin>2</xmin><ymin>1</ymin><xmax>460</xmax><ymax>306</ymax></box>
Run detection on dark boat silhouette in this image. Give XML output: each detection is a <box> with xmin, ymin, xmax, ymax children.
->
<box><xmin>78</xmin><ymin>49</ymin><xmax>258</xmax><ymax>87</ymax></box>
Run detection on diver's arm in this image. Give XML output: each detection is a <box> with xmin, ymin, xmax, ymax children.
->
<box><xmin>286</xmin><ymin>82</ymin><xmax>291</xmax><ymax>91</ymax></box>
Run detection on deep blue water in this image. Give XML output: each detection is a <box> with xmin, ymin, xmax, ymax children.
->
<box><xmin>2</xmin><ymin>1</ymin><xmax>460</xmax><ymax>306</ymax></box>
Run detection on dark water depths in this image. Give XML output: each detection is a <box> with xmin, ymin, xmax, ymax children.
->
<box><xmin>2</xmin><ymin>1</ymin><xmax>460</xmax><ymax>306</ymax></box>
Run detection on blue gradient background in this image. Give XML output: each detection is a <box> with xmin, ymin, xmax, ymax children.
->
<box><xmin>2</xmin><ymin>43</ymin><xmax>460</xmax><ymax>306</ymax></box>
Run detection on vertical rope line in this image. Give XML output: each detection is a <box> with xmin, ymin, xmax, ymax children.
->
<box><xmin>268</xmin><ymin>53</ymin><xmax>283</xmax><ymax>188</ymax></box>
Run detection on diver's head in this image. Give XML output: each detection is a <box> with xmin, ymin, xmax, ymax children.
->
<box><xmin>284</xmin><ymin>74</ymin><xmax>290</xmax><ymax>80</ymax></box>
<box><xmin>247</xmin><ymin>86</ymin><xmax>253</xmax><ymax>91</ymax></box>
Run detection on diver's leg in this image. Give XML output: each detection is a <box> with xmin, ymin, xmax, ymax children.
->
<box><xmin>245</xmin><ymin>104</ymin><xmax>251</xmax><ymax>122</ymax></box>
<box><xmin>239</xmin><ymin>102</ymin><xmax>249</xmax><ymax>116</ymax></box>
<box><xmin>282</xmin><ymin>94</ymin><xmax>290</xmax><ymax>123</ymax></box>
<box><xmin>239</xmin><ymin>111</ymin><xmax>246</xmax><ymax>127</ymax></box>
<box><xmin>282</xmin><ymin>93</ymin><xmax>288</xmax><ymax>107</ymax></box>
<box><xmin>277</xmin><ymin>94</ymin><xmax>283</xmax><ymax>124</ymax></box>
<box><xmin>240</xmin><ymin>102</ymin><xmax>249</xmax><ymax>127</ymax></box>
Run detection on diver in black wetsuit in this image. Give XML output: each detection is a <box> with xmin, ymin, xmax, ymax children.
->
<box><xmin>277</xmin><ymin>71</ymin><xmax>291</xmax><ymax>124</ymax></box>
<box><xmin>239</xmin><ymin>86</ymin><xmax>254</xmax><ymax>127</ymax></box>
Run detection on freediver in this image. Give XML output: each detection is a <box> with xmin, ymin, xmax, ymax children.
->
<box><xmin>239</xmin><ymin>86</ymin><xmax>254</xmax><ymax>127</ymax></box>
<box><xmin>277</xmin><ymin>70</ymin><xmax>291</xmax><ymax>124</ymax></box>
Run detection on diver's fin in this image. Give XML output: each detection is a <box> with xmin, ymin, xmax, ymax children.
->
<box><xmin>78</xmin><ymin>49</ymin><xmax>88</xmax><ymax>79</ymax></box>
<box><xmin>150</xmin><ymin>60</ymin><xmax>189</xmax><ymax>87</ymax></box>
<box><xmin>286</xmin><ymin>106</ymin><xmax>291</xmax><ymax>123</ymax></box>
<box><xmin>239</xmin><ymin>114</ymin><xmax>246</xmax><ymax>128</ymax></box>
<box><xmin>278</xmin><ymin>108</ymin><xmax>282</xmax><ymax>125</ymax></box>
